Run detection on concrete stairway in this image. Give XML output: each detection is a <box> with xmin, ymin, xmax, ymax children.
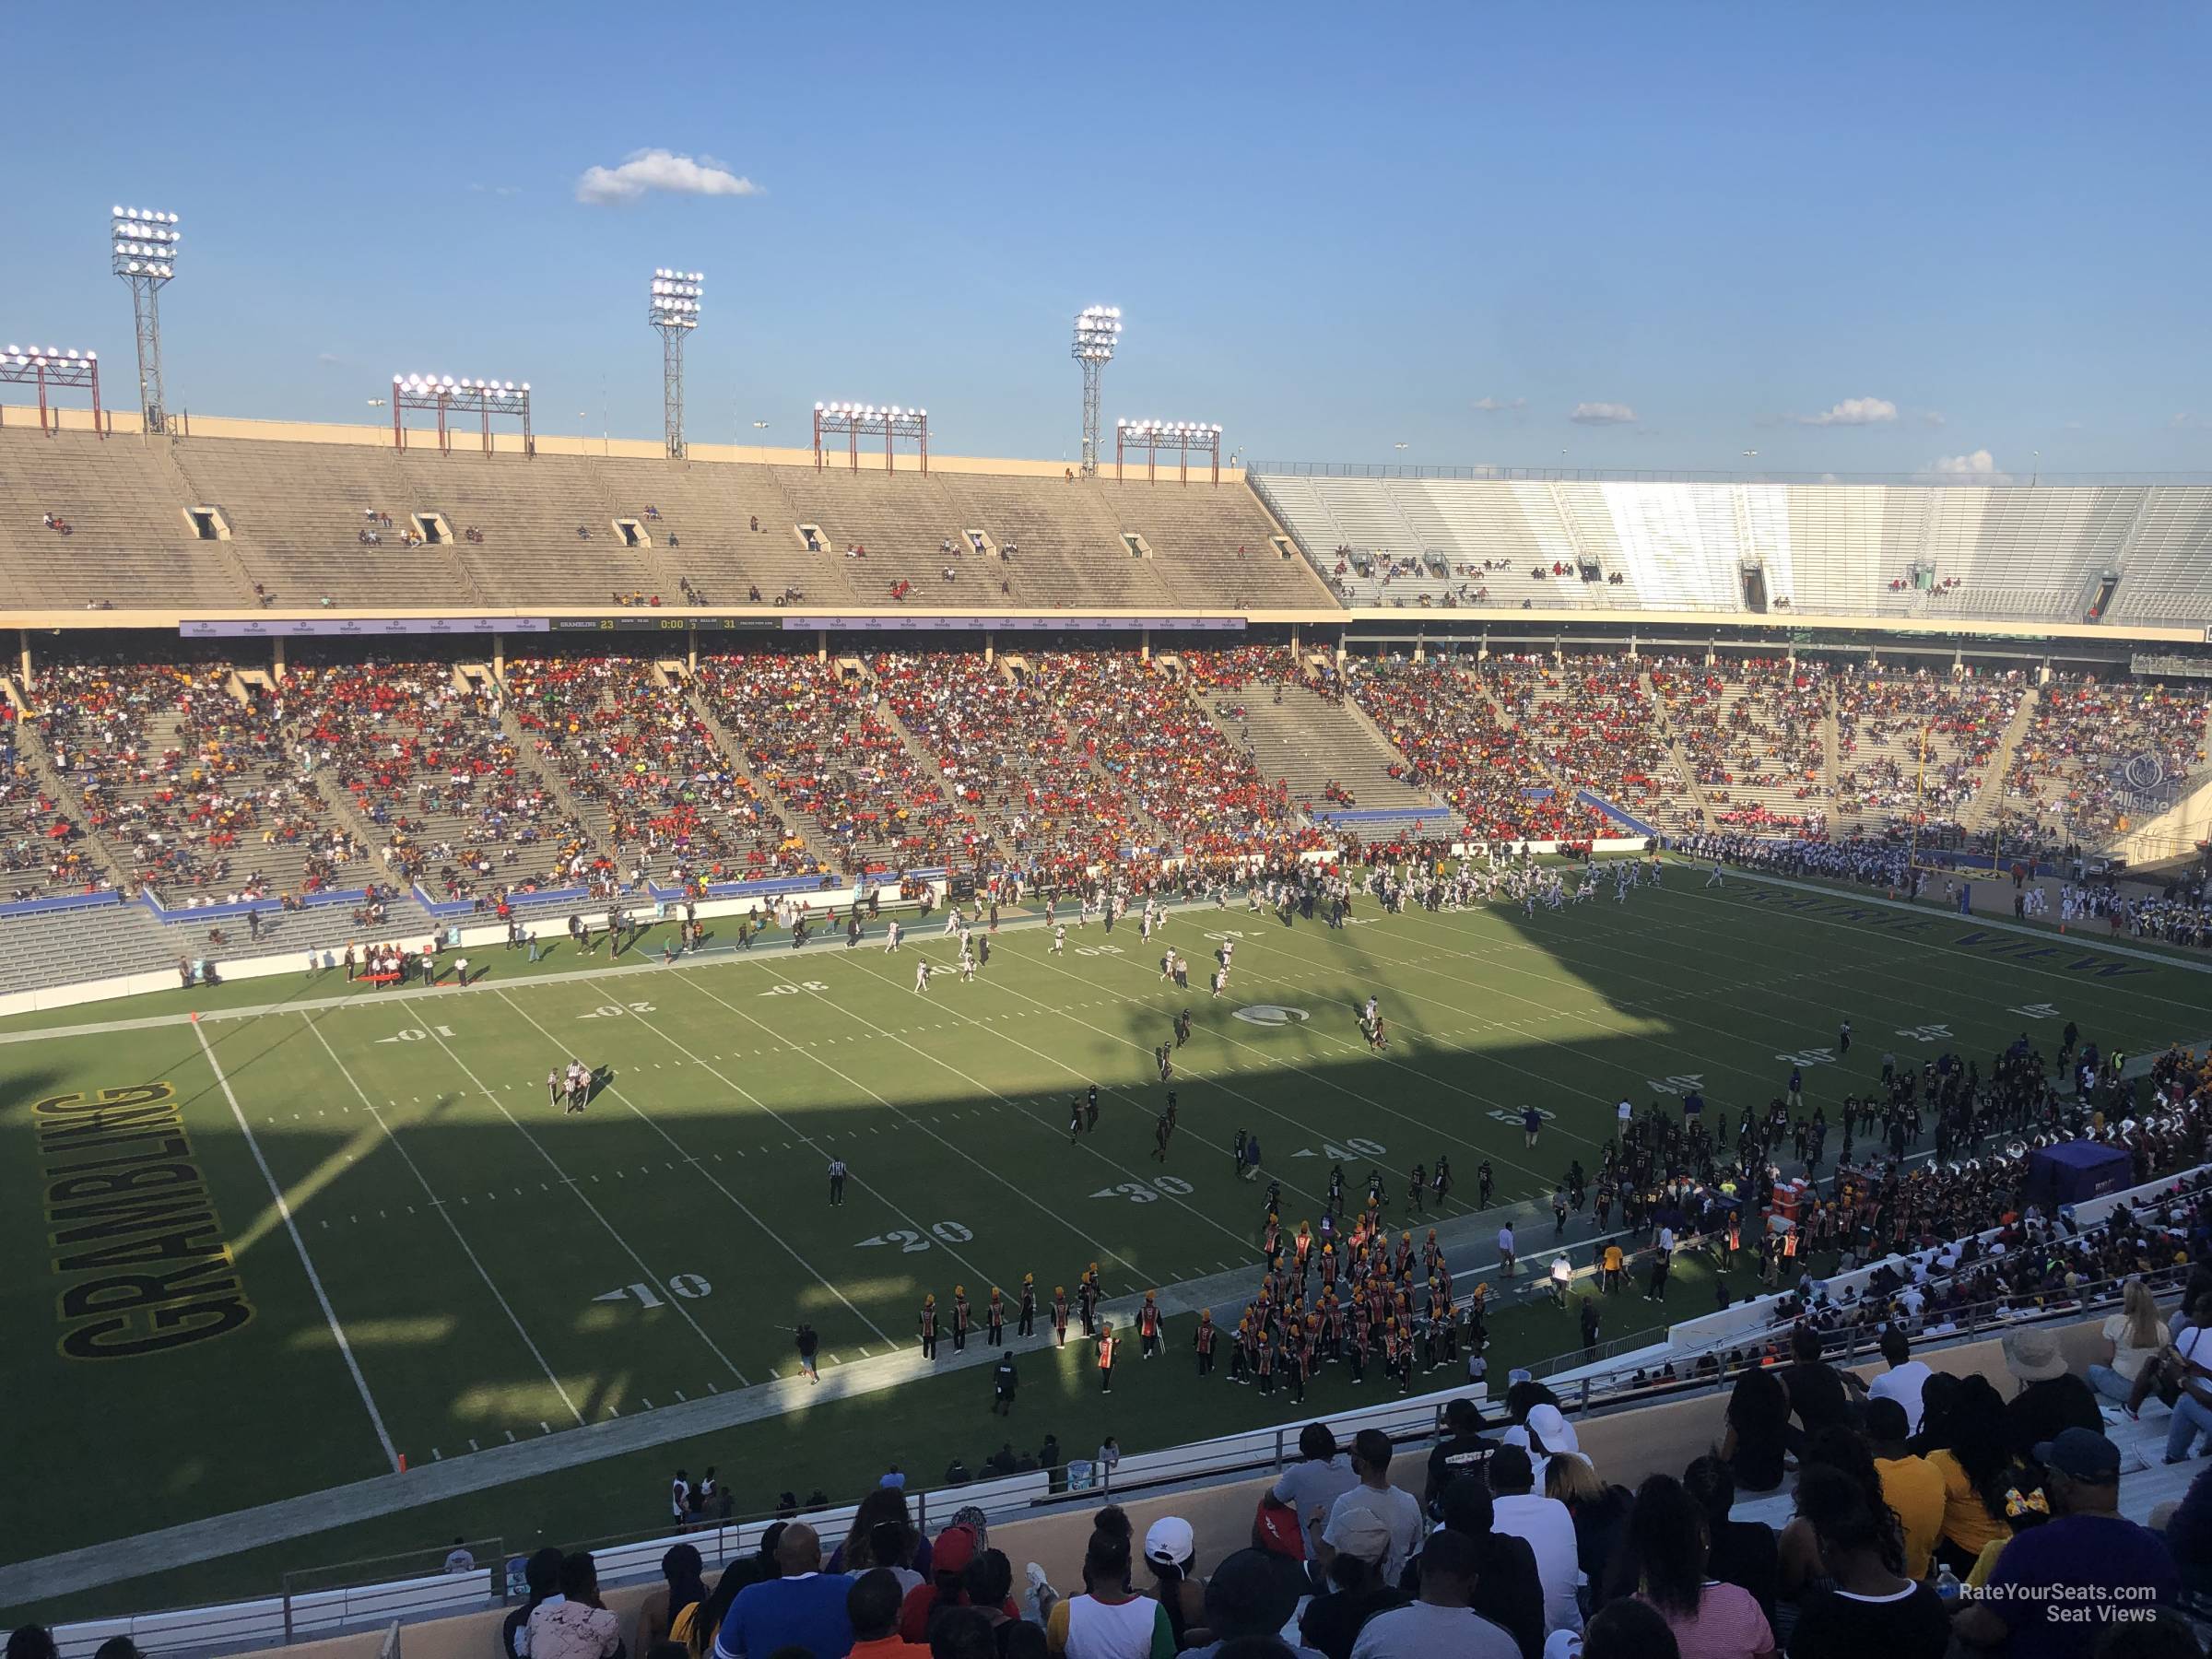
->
<box><xmin>1964</xmin><ymin>688</ymin><xmax>2039</xmax><ymax>832</ymax></box>
<box><xmin>1641</xmin><ymin>670</ymin><xmax>1721</xmax><ymax>833</ymax></box>
<box><xmin>1206</xmin><ymin>681</ymin><xmax>1437</xmax><ymax>817</ymax></box>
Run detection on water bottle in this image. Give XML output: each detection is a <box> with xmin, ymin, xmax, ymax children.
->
<box><xmin>1936</xmin><ymin>1563</ymin><xmax>1960</xmax><ymax>1606</ymax></box>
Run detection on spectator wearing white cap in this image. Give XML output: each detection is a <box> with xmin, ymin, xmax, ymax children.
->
<box><xmin>1500</xmin><ymin>1403</ymin><xmax>1590</xmax><ymax>1492</ymax></box>
<box><xmin>1141</xmin><ymin>1516</ymin><xmax>1206</xmax><ymax>1647</ymax></box>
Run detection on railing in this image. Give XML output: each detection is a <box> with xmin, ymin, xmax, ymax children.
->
<box><xmin>1528</xmin><ymin>1263</ymin><xmax>2188</xmax><ymax>1424</ymax></box>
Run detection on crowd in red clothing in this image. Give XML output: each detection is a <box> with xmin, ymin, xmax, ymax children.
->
<box><xmin>871</xmin><ymin>652</ymin><xmax>1138</xmax><ymax>879</ymax></box>
<box><xmin>692</xmin><ymin>652</ymin><xmax>957</xmax><ymax>874</ymax></box>
<box><xmin>1347</xmin><ymin>657</ymin><xmax>1611</xmax><ymax>841</ymax></box>
<box><xmin>503</xmin><ymin>656</ymin><xmax>818</xmax><ymax>885</ymax></box>
<box><xmin>1035</xmin><ymin>652</ymin><xmax>1321</xmax><ymax>864</ymax></box>
<box><xmin>283</xmin><ymin>661</ymin><xmax>591</xmax><ymax>902</ymax></box>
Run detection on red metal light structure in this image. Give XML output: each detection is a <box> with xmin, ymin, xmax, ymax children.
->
<box><xmin>0</xmin><ymin>346</ymin><xmax>103</xmax><ymax>435</ymax></box>
<box><xmin>1115</xmin><ymin>418</ymin><xmax>1221</xmax><ymax>485</ymax></box>
<box><xmin>391</xmin><ymin>374</ymin><xmax>534</xmax><ymax>456</ymax></box>
<box><xmin>812</xmin><ymin>402</ymin><xmax>929</xmax><ymax>474</ymax></box>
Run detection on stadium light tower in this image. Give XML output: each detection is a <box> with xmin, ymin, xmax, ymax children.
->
<box><xmin>648</xmin><ymin>268</ymin><xmax>703</xmax><ymax>460</ymax></box>
<box><xmin>0</xmin><ymin>347</ymin><xmax>102</xmax><ymax>436</ymax></box>
<box><xmin>110</xmin><ymin>206</ymin><xmax>181</xmax><ymax>434</ymax></box>
<box><xmin>1071</xmin><ymin>305</ymin><xmax>1122</xmax><ymax>478</ymax></box>
<box><xmin>1115</xmin><ymin>418</ymin><xmax>1223</xmax><ymax>486</ymax></box>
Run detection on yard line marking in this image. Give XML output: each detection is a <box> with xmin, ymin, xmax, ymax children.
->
<box><xmin>490</xmin><ymin>989</ymin><xmax>898</xmax><ymax>1348</ymax></box>
<box><xmin>693</xmin><ymin>968</ymin><xmax>1180</xmax><ymax>1269</ymax></box>
<box><xmin>412</xmin><ymin>1019</ymin><xmax>749</xmax><ymax>1384</ymax></box>
<box><xmin>310</xmin><ymin>1007</ymin><xmax>583</xmax><ymax>1426</ymax></box>
<box><xmin>194</xmin><ymin>1021</ymin><xmax>397</xmax><ymax>1474</ymax></box>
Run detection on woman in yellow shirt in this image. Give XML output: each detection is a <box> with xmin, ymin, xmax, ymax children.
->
<box><xmin>1924</xmin><ymin>1377</ymin><xmax>2014</xmax><ymax>1575</ymax></box>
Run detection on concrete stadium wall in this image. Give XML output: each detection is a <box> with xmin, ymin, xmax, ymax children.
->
<box><xmin>0</xmin><ymin>404</ymin><xmax>1246</xmax><ymax>484</ymax></box>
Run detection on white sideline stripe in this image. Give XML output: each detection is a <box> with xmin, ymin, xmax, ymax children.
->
<box><xmin>300</xmin><ymin>1010</ymin><xmax>586</xmax><ymax>1428</ymax></box>
<box><xmin>194</xmin><ymin>1021</ymin><xmax>399</xmax><ymax>1473</ymax></box>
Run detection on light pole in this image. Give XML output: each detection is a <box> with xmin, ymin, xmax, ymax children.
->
<box><xmin>110</xmin><ymin>205</ymin><xmax>181</xmax><ymax>434</ymax></box>
<box><xmin>649</xmin><ymin>268</ymin><xmax>703</xmax><ymax>460</ymax></box>
<box><xmin>2031</xmin><ymin>450</ymin><xmax>2041</xmax><ymax>487</ymax></box>
<box><xmin>1071</xmin><ymin>305</ymin><xmax>1122</xmax><ymax>477</ymax></box>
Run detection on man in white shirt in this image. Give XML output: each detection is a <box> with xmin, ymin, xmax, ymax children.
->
<box><xmin>1486</xmin><ymin>1444</ymin><xmax>1583</xmax><ymax>1636</ymax></box>
<box><xmin>1497</xmin><ymin>1223</ymin><xmax>1516</xmax><ymax>1277</ymax></box>
<box><xmin>1867</xmin><ymin>1325</ymin><xmax>1933</xmax><ymax>1433</ymax></box>
<box><xmin>1317</xmin><ymin>1430</ymin><xmax>1425</xmax><ymax>1590</ymax></box>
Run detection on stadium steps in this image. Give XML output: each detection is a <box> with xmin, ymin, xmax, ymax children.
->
<box><xmin>677</xmin><ymin>680</ymin><xmax>840</xmax><ymax>873</ymax></box>
<box><xmin>8</xmin><ymin>719</ymin><xmax>135</xmax><ymax>892</ymax></box>
<box><xmin>1641</xmin><ymin>670</ymin><xmax>1722</xmax><ymax>833</ymax></box>
<box><xmin>1965</xmin><ymin>688</ymin><xmax>2040</xmax><ymax>832</ymax></box>
<box><xmin>168</xmin><ymin>439</ymin><xmax>496</xmax><ymax>609</ymax></box>
<box><xmin>492</xmin><ymin>691</ymin><xmax>614</xmax><ymax>858</ymax></box>
<box><xmin>0</xmin><ymin>428</ymin><xmax>250</xmax><ymax>609</ymax></box>
<box><xmin>622</xmin><ymin>463</ymin><xmax>861</xmax><ymax>608</ymax></box>
<box><xmin>1821</xmin><ymin>680</ymin><xmax>1842</xmax><ymax>801</ymax></box>
<box><xmin>1210</xmin><ymin>681</ymin><xmax>1439</xmax><ymax>816</ymax></box>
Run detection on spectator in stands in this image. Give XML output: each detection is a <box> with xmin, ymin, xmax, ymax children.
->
<box><xmin>831</xmin><ymin>1488</ymin><xmax>930</xmax><ymax>1588</ymax></box>
<box><xmin>1502</xmin><ymin>1400</ymin><xmax>1587</xmax><ymax>1489</ymax></box>
<box><xmin>2002</xmin><ymin>1326</ymin><xmax>2103</xmax><ymax>1460</ymax></box>
<box><xmin>1866</xmin><ymin>1326</ymin><xmax>1932</xmax><ymax>1434</ymax></box>
<box><xmin>961</xmin><ymin>1554</ymin><xmax>1018</xmax><ymax>1653</ymax></box>
<box><xmin>503</xmin><ymin>1546</ymin><xmax>567</xmax><ymax>1658</ymax></box>
<box><xmin>5</xmin><ymin>1630</ymin><xmax>58</xmax><ymax>1659</ymax></box>
<box><xmin>845</xmin><ymin>1569</ymin><xmax>920</xmax><ymax>1659</ymax></box>
<box><xmin>1317</xmin><ymin>1430</ymin><xmax>1424</xmax><ymax>1590</ymax></box>
<box><xmin>688</xmin><ymin>1524</ymin><xmax>785</xmax><ymax>1659</ymax></box>
<box><xmin>1955</xmin><ymin>1429</ymin><xmax>2179</xmax><ymax>1658</ymax></box>
<box><xmin>1579</xmin><ymin>1600</ymin><xmax>1679</xmax><ymax>1659</ymax></box>
<box><xmin>524</xmin><ymin>1552</ymin><xmax>622</xmax><ymax>1659</ymax></box>
<box><xmin>1547</xmin><ymin>1453</ymin><xmax>1632</xmax><ymax>1606</ymax></box>
<box><xmin>1268</xmin><ymin>1422</ymin><xmax>1361</xmax><ymax>1570</ymax></box>
<box><xmin>1424</xmin><ymin>1399</ymin><xmax>1495</xmax><ymax>1509</ymax></box>
<box><xmin>1863</xmin><ymin>1399</ymin><xmax>1945</xmax><ymax>1583</ymax></box>
<box><xmin>1486</xmin><ymin>1444</ymin><xmax>1581</xmax><ymax>1638</ymax></box>
<box><xmin>1776</xmin><ymin>1428</ymin><xmax>1900</xmax><ymax>1632</ymax></box>
<box><xmin>1041</xmin><ymin>1525</ymin><xmax>1173</xmax><ymax>1658</ymax></box>
<box><xmin>900</xmin><ymin>1524</ymin><xmax>992</xmax><ymax>1643</ymax></box>
<box><xmin>1720</xmin><ymin>1365</ymin><xmax>1794</xmax><ymax>1494</ymax></box>
<box><xmin>1297</xmin><ymin>1508</ymin><xmax>1403</xmax><ymax>1659</ymax></box>
<box><xmin>2159</xmin><ymin>1464</ymin><xmax>2212</xmax><ymax>1594</ymax></box>
<box><xmin>1183</xmin><ymin>1548</ymin><xmax>1318</xmax><ymax>1659</ymax></box>
<box><xmin>1779</xmin><ymin>1323</ymin><xmax>1863</xmax><ymax>1440</ymax></box>
<box><xmin>1924</xmin><ymin>1374</ymin><xmax>2018</xmax><ymax>1576</ymax></box>
<box><xmin>1141</xmin><ymin>1518</ymin><xmax>1207</xmax><ymax>1647</ymax></box>
<box><xmin>2088</xmin><ymin>1278</ymin><xmax>2171</xmax><ymax>1407</ymax></box>
<box><xmin>635</xmin><ymin>1544</ymin><xmax>707</xmax><ymax>1655</ymax></box>
<box><xmin>1783</xmin><ymin>1467</ymin><xmax>1948</xmax><ymax>1659</ymax></box>
<box><xmin>1348</xmin><ymin>1529</ymin><xmax>1518</xmax><ymax>1659</ymax></box>
<box><xmin>1430</xmin><ymin>1476</ymin><xmax>1544</xmax><ymax>1659</ymax></box>
<box><xmin>714</xmin><ymin>1522</ymin><xmax>850</xmax><ymax>1659</ymax></box>
<box><xmin>1625</xmin><ymin>1475</ymin><xmax>1775</xmax><ymax>1659</ymax></box>
<box><xmin>1681</xmin><ymin>1455</ymin><xmax>1778</xmax><ymax>1632</ymax></box>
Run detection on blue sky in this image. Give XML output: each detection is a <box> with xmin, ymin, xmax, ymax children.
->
<box><xmin>6</xmin><ymin>2</ymin><xmax>2208</xmax><ymax>477</ymax></box>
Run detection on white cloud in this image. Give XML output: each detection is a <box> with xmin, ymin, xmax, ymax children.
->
<box><xmin>1568</xmin><ymin>401</ymin><xmax>1637</xmax><ymax>426</ymax></box>
<box><xmin>575</xmin><ymin>148</ymin><xmax>762</xmax><ymax>206</ymax></box>
<box><xmin>1924</xmin><ymin>449</ymin><xmax>2009</xmax><ymax>483</ymax></box>
<box><xmin>1921</xmin><ymin>410</ymin><xmax>1947</xmax><ymax>428</ymax></box>
<box><xmin>1791</xmin><ymin>396</ymin><xmax>1897</xmax><ymax>428</ymax></box>
<box><xmin>1472</xmin><ymin>396</ymin><xmax>1526</xmax><ymax>414</ymax></box>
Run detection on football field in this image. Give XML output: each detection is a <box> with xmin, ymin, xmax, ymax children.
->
<box><xmin>7</xmin><ymin>865</ymin><xmax>2209</xmax><ymax>1578</ymax></box>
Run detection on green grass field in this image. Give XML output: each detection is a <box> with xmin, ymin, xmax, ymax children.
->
<box><xmin>6</xmin><ymin>865</ymin><xmax>2208</xmax><ymax>1620</ymax></box>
